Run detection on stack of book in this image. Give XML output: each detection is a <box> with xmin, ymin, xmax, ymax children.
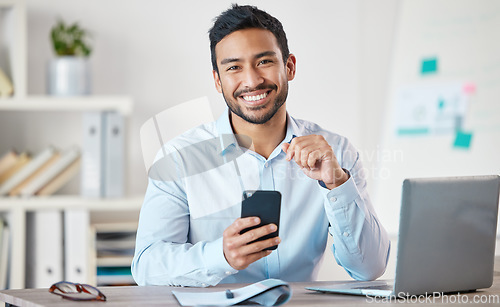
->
<box><xmin>92</xmin><ymin>222</ymin><xmax>137</xmax><ymax>286</ymax></box>
<box><xmin>0</xmin><ymin>146</ymin><xmax>81</xmax><ymax>197</ymax></box>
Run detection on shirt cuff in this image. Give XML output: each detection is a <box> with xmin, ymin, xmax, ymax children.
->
<box><xmin>318</xmin><ymin>170</ymin><xmax>360</xmax><ymax>207</ymax></box>
<box><xmin>204</xmin><ymin>237</ymin><xmax>239</xmax><ymax>280</ymax></box>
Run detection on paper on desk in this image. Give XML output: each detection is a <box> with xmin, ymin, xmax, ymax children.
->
<box><xmin>171</xmin><ymin>278</ymin><xmax>291</xmax><ymax>306</ymax></box>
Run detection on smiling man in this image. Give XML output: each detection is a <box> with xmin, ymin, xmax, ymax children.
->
<box><xmin>132</xmin><ymin>4</ymin><xmax>390</xmax><ymax>287</ymax></box>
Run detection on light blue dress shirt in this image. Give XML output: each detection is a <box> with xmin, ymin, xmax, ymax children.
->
<box><xmin>132</xmin><ymin>109</ymin><xmax>390</xmax><ymax>287</ymax></box>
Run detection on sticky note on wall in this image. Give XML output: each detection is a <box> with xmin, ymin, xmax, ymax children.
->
<box><xmin>462</xmin><ymin>82</ymin><xmax>476</xmax><ymax>95</ymax></box>
<box><xmin>421</xmin><ymin>57</ymin><xmax>438</xmax><ymax>75</ymax></box>
<box><xmin>453</xmin><ymin>130</ymin><xmax>473</xmax><ymax>149</ymax></box>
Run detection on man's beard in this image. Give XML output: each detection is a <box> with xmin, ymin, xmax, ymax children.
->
<box><xmin>222</xmin><ymin>82</ymin><xmax>288</xmax><ymax>125</ymax></box>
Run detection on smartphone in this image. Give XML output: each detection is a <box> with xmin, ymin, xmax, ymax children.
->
<box><xmin>240</xmin><ymin>190</ymin><xmax>281</xmax><ymax>250</ymax></box>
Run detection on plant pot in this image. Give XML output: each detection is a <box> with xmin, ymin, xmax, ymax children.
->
<box><xmin>47</xmin><ymin>56</ymin><xmax>91</xmax><ymax>96</ymax></box>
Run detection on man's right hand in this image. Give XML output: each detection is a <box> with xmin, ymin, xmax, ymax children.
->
<box><xmin>223</xmin><ymin>217</ymin><xmax>281</xmax><ymax>270</ymax></box>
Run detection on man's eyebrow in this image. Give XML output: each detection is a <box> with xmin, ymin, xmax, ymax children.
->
<box><xmin>219</xmin><ymin>51</ymin><xmax>277</xmax><ymax>66</ymax></box>
<box><xmin>220</xmin><ymin>58</ymin><xmax>239</xmax><ymax>65</ymax></box>
<box><xmin>255</xmin><ymin>51</ymin><xmax>277</xmax><ymax>59</ymax></box>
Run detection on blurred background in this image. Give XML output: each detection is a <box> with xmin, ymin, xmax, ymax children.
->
<box><xmin>0</xmin><ymin>0</ymin><xmax>499</xmax><ymax>289</ymax></box>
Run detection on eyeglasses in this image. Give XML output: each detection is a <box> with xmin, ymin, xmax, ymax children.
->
<box><xmin>49</xmin><ymin>281</ymin><xmax>107</xmax><ymax>301</ymax></box>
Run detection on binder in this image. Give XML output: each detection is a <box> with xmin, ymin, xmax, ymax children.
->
<box><xmin>0</xmin><ymin>218</ymin><xmax>9</xmax><ymax>289</ymax></box>
<box><xmin>81</xmin><ymin>112</ymin><xmax>125</xmax><ymax>198</ymax></box>
<box><xmin>81</xmin><ymin>112</ymin><xmax>104</xmax><ymax>197</ymax></box>
<box><xmin>64</xmin><ymin>209</ymin><xmax>90</xmax><ymax>283</ymax></box>
<box><xmin>26</xmin><ymin>210</ymin><xmax>63</xmax><ymax>288</ymax></box>
<box><xmin>103</xmin><ymin>112</ymin><xmax>124</xmax><ymax>197</ymax></box>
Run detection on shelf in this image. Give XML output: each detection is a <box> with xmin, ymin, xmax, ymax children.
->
<box><xmin>0</xmin><ymin>95</ymin><xmax>133</xmax><ymax>115</ymax></box>
<box><xmin>96</xmin><ymin>256</ymin><xmax>134</xmax><ymax>267</ymax></box>
<box><xmin>0</xmin><ymin>195</ymin><xmax>143</xmax><ymax>211</ymax></box>
<box><xmin>0</xmin><ymin>0</ymin><xmax>18</xmax><ymax>8</ymax></box>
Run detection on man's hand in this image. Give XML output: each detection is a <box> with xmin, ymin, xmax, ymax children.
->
<box><xmin>223</xmin><ymin>217</ymin><xmax>280</xmax><ymax>270</ymax></box>
<box><xmin>281</xmin><ymin>135</ymin><xmax>348</xmax><ymax>189</ymax></box>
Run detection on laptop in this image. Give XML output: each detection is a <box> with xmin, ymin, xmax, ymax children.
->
<box><xmin>306</xmin><ymin>175</ymin><xmax>500</xmax><ymax>297</ymax></box>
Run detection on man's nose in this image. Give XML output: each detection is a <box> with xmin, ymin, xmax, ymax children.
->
<box><xmin>241</xmin><ymin>67</ymin><xmax>264</xmax><ymax>89</ymax></box>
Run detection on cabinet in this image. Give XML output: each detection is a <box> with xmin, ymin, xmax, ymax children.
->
<box><xmin>0</xmin><ymin>0</ymin><xmax>142</xmax><ymax>289</ymax></box>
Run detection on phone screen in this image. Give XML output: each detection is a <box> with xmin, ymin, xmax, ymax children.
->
<box><xmin>240</xmin><ymin>190</ymin><xmax>281</xmax><ymax>250</ymax></box>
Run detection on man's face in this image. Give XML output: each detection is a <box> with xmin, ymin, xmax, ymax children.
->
<box><xmin>213</xmin><ymin>28</ymin><xmax>296</xmax><ymax>125</ymax></box>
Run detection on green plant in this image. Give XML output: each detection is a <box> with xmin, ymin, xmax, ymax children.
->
<box><xmin>50</xmin><ymin>19</ymin><xmax>92</xmax><ymax>57</ymax></box>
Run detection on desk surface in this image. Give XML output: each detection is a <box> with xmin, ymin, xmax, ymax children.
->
<box><xmin>2</xmin><ymin>276</ymin><xmax>500</xmax><ymax>307</ymax></box>
<box><xmin>2</xmin><ymin>258</ymin><xmax>500</xmax><ymax>307</ymax></box>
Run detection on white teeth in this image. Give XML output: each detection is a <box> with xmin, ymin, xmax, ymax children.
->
<box><xmin>242</xmin><ymin>92</ymin><xmax>268</xmax><ymax>102</ymax></box>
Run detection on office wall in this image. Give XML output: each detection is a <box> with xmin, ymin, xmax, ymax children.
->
<box><xmin>9</xmin><ymin>0</ymin><xmax>382</xmax><ymax>196</ymax></box>
<box><xmin>373</xmin><ymin>0</ymin><xmax>500</xmax><ymax>235</ymax></box>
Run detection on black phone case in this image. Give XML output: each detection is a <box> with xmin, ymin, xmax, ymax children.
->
<box><xmin>240</xmin><ymin>190</ymin><xmax>281</xmax><ymax>250</ymax></box>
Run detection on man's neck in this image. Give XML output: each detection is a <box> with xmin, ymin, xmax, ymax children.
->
<box><xmin>230</xmin><ymin>108</ymin><xmax>287</xmax><ymax>160</ymax></box>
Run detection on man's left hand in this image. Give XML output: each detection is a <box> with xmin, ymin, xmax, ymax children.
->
<box><xmin>282</xmin><ymin>135</ymin><xmax>348</xmax><ymax>189</ymax></box>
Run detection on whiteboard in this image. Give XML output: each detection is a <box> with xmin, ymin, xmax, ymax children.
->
<box><xmin>373</xmin><ymin>0</ymin><xmax>500</xmax><ymax>234</ymax></box>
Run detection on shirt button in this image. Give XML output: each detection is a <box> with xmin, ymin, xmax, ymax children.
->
<box><xmin>225</xmin><ymin>271</ymin><xmax>232</xmax><ymax>276</ymax></box>
<box><xmin>264</xmin><ymin>162</ymin><xmax>269</xmax><ymax>168</ymax></box>
<box><xmin>343</xmin><ymin>231</ymin><xmax>350</xmax><ymax>237</ymax></box>
<box><xmin>330</xmin><ymin>197</ymin><xmax>337</xmax><ymax>202</ymax></box>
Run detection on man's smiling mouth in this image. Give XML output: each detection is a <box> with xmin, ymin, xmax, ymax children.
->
<box><xmin>241</xmin><ymin>91</ymin><xmax>269</xmax><ymax>102</ymax></box>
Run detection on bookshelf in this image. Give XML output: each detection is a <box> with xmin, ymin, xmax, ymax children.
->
<box><xmin>0</xmin><ymin>0</ymin><xmax>141</xmax><ymax>289</ymax></box>
<box><xmin>0</xmin><ymin>96</ymin><xmax>133</xmax><ymax>114</ymax></box>
<box><xmin>0</xmin><ymin>196</ymin><xmax>143</xmax><ymax>289</ymax></box>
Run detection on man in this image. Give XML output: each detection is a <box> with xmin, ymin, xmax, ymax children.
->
<box><xmin>132</xmin><ymin>4</ymin><xmax>390</xmax><ymax>287</ymax></box>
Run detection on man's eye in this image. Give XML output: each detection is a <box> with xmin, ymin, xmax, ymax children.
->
<box><xmin>227</xmin><ymin>66</ymin><xmax>239</xmax><ymax>71</ymax></box>
<box><xmin>259</xmin><ymin>59</ymin><xmax>272</xmax><ymax>65</ymax></box>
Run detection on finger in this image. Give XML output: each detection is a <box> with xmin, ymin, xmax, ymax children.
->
<box><xmin>281</xmin><ymin>142</ymin><xmax>290</xmax><ymax>154</ymax></box>
<box><xmin>287</xmin><ymin>136</ymin><xmax>324</xmax><ymax>163</ymax></box>
<box><xmin>297</xmin><ymin>146</ymin><xmax>315</xmax><ymax>168</ymax></box>
<box><xmin>240</xmin><ymin>236</ymin><xmax>281</xmax><ymax>255</ymax></box>
<box><xmin>300</xmin><ymin>148</ymin><xmax>314</xmax><ymax>169</ymax></box>
<box><xmin>285</xmin><ymin>141</ymin><xmax>295</xmax><ymax>161</ymax></box>
<box><xmin>307</xmin><ymin>150</ymin><xmax>320</xmax><ymax>169</ymax></box>
<box><xmin>237</xmin><ymin>223</ymin><xmax>277</xmax><ymax>246</ymax></box>
<box><xmin>225</xmin><ymin>224</ymin><xmax>278</xmax><ymax>261</ymax></box>
<box><xmin>286</xmin><ymin>137</ymin><xmax>306</xmax><ymax>161</ymax></box>
<box><xmin>226</xmin><ymin>217</ymin><xmax>260</xmax><ymax>236</ymax></box>
<box><xmin>294</xmin><ymin>145</ymin><xmax>303</xmax><ymax>166</ymax></box>
<box><xmin>239</xmin><ymin>250</ymin><xmax>273</xmax><ymax>267</ymax></box>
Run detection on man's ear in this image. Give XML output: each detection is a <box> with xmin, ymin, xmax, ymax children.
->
<box><xmin>286</xmin><ymin>54</ymin><xmax>297</xmax><ymax>81</ymax></box>
<box><xmin>213</xmin><ymin>70</ymin><xmax>223</xmax><ymax>93</ymax></box>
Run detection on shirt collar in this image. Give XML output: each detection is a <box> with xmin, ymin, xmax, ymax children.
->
<box><xmin>215</xmin><ymin>108</ymin><xmax>238</xmax><ymax>155</ymax></box>
<box><xmin>283</xmin><ymin>112</ymin><xmax>300</xmax><ymax>143</ymax></box>
<box><xmin>215</xmin><ymin>108</ymin><xmax>301</xmax><ymax>156</ymax></box>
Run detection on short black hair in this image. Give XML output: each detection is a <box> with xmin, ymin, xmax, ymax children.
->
<box><xmin>209</xmin><ymin>4</ymin><xmax>290</xmax><ymax>73</ymax></box>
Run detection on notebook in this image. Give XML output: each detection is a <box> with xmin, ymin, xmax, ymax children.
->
<box><xmin>307</xmin><ymin>175</ymin><xmax>500</xmax><ymax>297</ymax></box>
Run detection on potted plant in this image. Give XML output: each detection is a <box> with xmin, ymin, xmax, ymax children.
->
<box><xmin>48</xmin><ymin>19</ymin><xmax>93</xmax><ymax>96</ymax></box>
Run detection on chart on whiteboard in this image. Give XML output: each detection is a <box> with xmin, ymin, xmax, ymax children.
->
<box><xmin>393</xmin><ymin>82</ymin><xmax>471</xmax><ymax>137</ymax></box>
